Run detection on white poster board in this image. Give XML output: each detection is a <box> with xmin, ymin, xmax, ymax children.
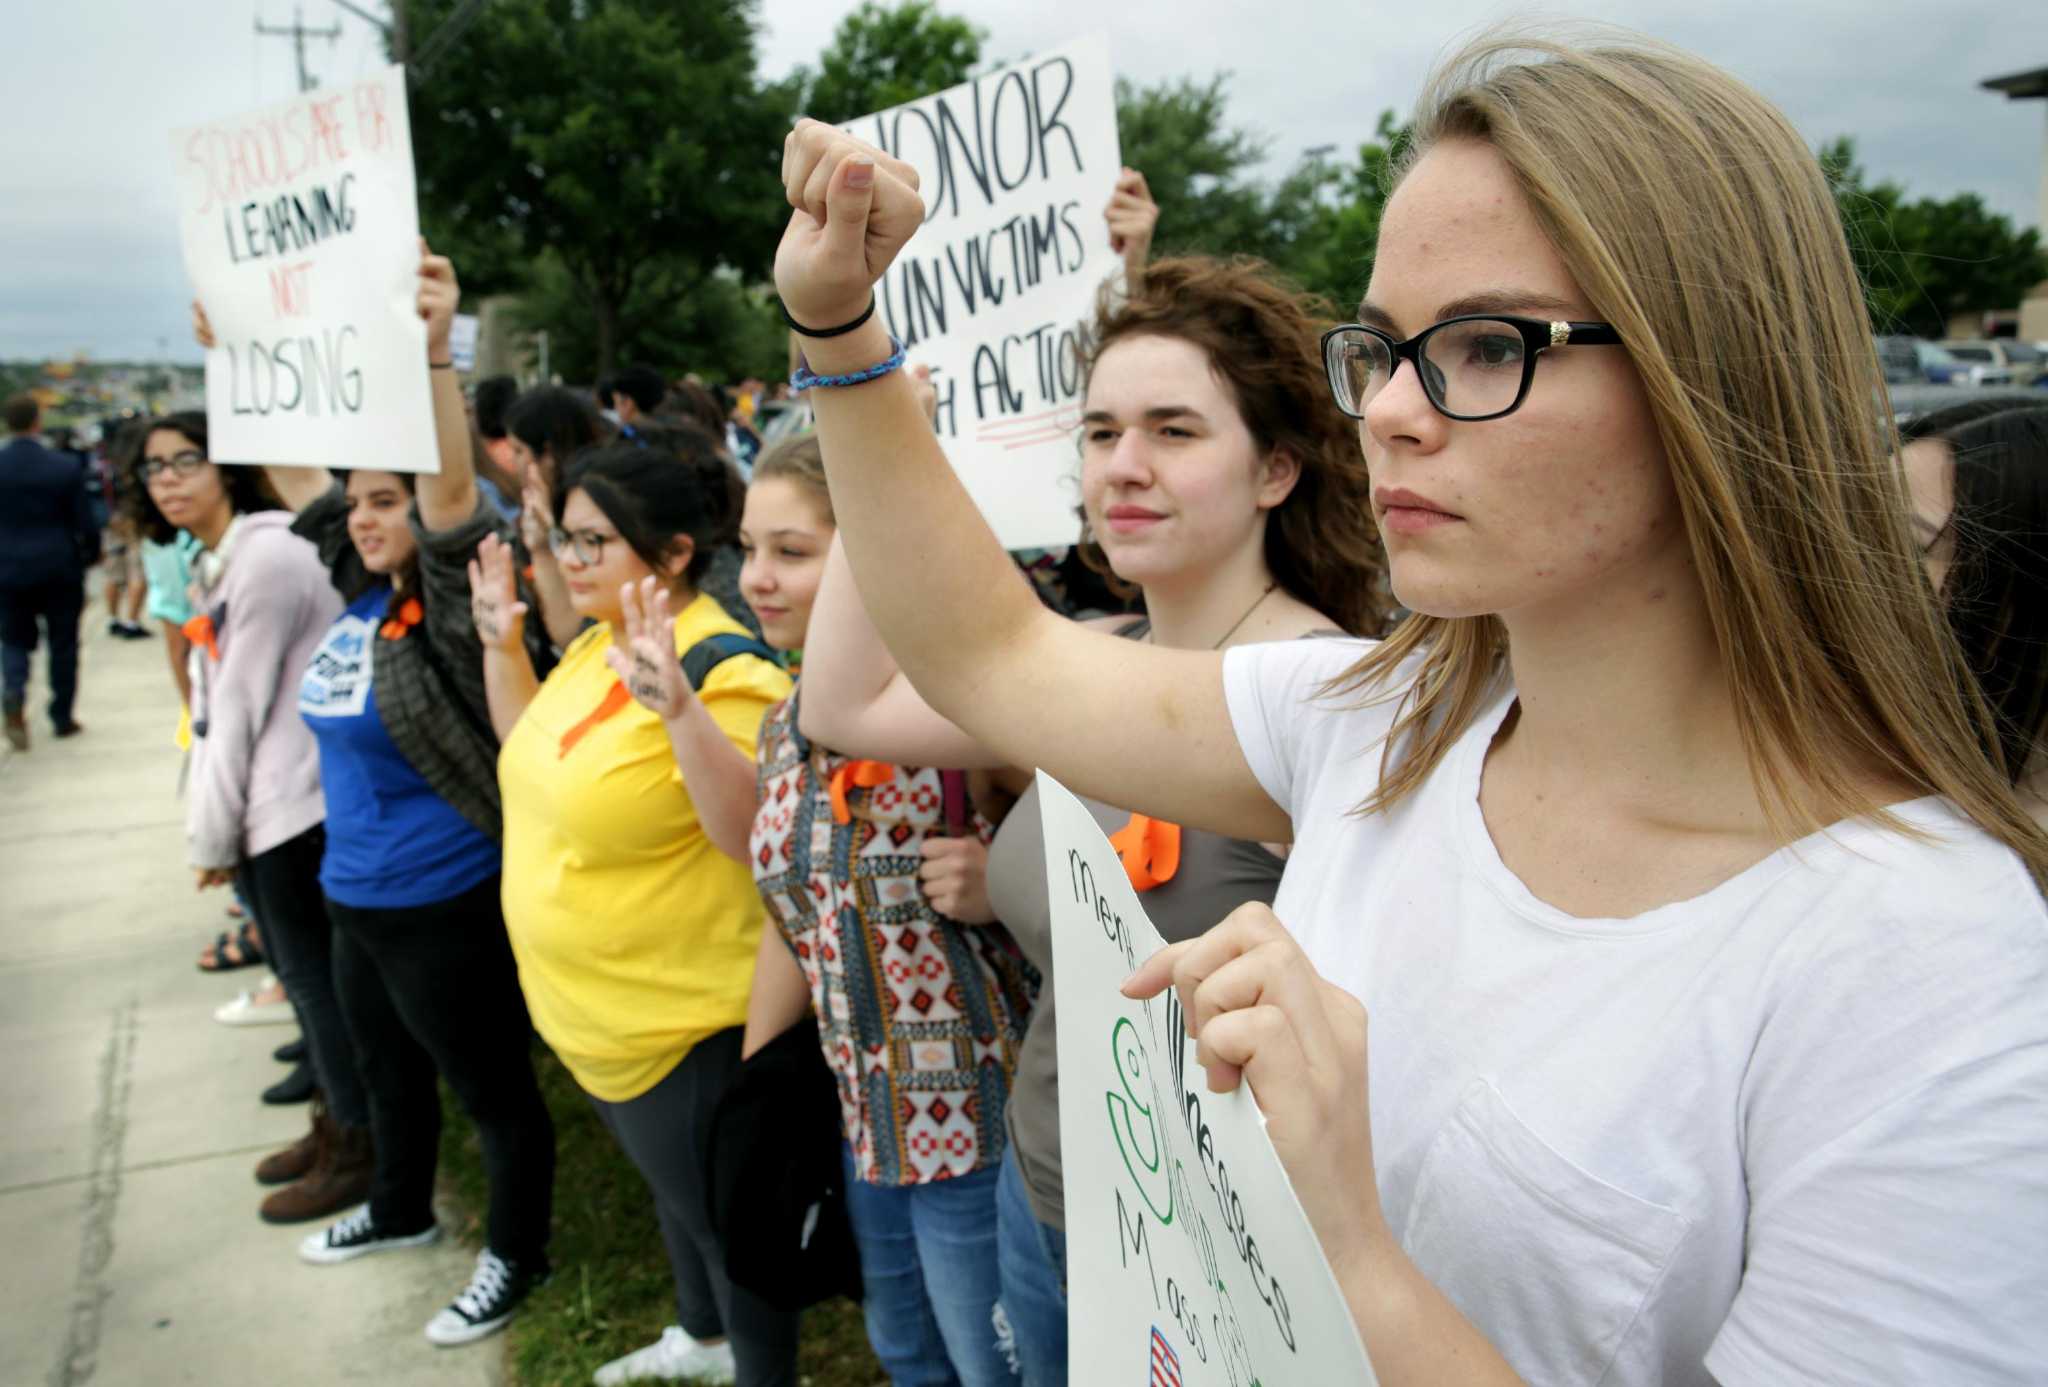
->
<box><xmin>847</xmin><ymin>36</ymin><xmax>1120</xmax><ymax>550</ymax></box>
<box><xmin>171</xmin><ymin>65</ymin><xmax>437</xmax><ymax>472</ymax></box>
<box><xmin>448</xmin><ymin>312</ymin><xmax>480</xmax><ymax>373</ymax></box>
<box><xmin>1040</xmin><ymin>772</ymin><xmax>1377</xmax><ymax>1386</ymax></box>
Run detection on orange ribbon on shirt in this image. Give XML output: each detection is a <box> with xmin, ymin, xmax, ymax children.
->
<box><xmin>378</xmin><ymin>595</ymin><xmax>424</xmax><ymax>642</ymax></box>
<box><xmin>1109</xmin><ymin>813</ymin><xmax>1182</xmax><ymax>891</ymax></box>
<box><xmin>828</xmin><ymin>760</ymin><xmax>895</xmax><ymax>824</ymax></box>
<box><xmin>557</xmin><ymin>680</ymin><xmax>633</xmax><ymax>759</ymax></box>
<box><xmin>181</xmin><ymin>613</ymin><xmax>220</xmax><ymax>661</ymax></box>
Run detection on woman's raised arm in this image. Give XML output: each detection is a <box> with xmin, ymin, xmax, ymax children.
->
<box><xmin>773</xmin><ymin>122</ymin><xmax>1286</xmax><ymax>840</ymax></box>
<box><xmin>415</xmin><ymin>243</ymin><xmax>480</xmax><ymax>532</ymax></box>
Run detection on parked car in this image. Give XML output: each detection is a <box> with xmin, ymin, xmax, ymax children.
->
<box><xmin>1939</xmin><ymin>339</ymin><xmax>2046</xmax><ymax>387</ymax></box>
<box><xmin>1886</xmin><ymin>382</ymin><xmax>2040</xmax><ymax>425</ymax></box>
<box><xmin>1915</xmin><ymin>339</ymin><xmax>2010</xmax><ymax>386</ymax></box>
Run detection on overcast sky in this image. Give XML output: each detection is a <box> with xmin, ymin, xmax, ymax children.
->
<box><xmin>5</xmin><ymin>0</ymin><xmax>2043</xmax><ymax>362</ymax></box>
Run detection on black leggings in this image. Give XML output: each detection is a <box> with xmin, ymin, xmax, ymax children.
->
<box><xmin>328</xmin><ymin>875</ymin><xmax>556</xmax><ymax>1263</ymax></box>
<box><xmin>240</xmin><ymin>825</ymin><xmax>368</xmax><ymax>1128</ymax></box>
<box><xmin>586</xmin><ymin>1030</ymin><xmax>801</xmax><ymax>1387</ymax></box>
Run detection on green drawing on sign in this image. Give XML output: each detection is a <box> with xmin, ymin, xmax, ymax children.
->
<box><xmin>1107</xmin><ymin>1016</ymin><xmax>1174</xmax><ymax>1225</ymax></box>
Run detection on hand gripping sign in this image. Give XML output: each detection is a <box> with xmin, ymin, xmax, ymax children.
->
<box><xmin>1039</xmin><ymin>773</ymin><xmax>1378</xmax><ymax>1385</ymax></box>
<box><xmin>170</xmin><ymin>64</ymin><xmax>436</xmax><ymax>472</ymax></box>
<box><xmin>844</xmin><ymin>36</ymin><xmax>1121</xmax><ymax>550</ymax></box>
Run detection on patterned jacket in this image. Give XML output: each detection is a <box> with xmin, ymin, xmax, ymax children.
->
<box><xmin>751</xmin><ymin>689</ymin><xmax>1037</xmax><ymax>1186</ymax></box>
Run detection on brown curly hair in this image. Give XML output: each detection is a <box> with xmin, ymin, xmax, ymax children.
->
<box><xmin>1080</xmin><ymin>255</ymin><xmax>1387</xmax><ymax>637</ymax></box>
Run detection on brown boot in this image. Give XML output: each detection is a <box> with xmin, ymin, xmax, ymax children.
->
<box><xmin>259</xmin><ymin>1120</ymin><xmax>373</xmax><ymax>1224</ymax></box>
<box><xmin>255</xmin><ymin>1101</ymin><xmax>330</xmax><ymax>1186</ymax></box>
<box><xmin>3</xmin><ymin>707</ymin><xmax>26</xmax><ymax>752</ymax></box>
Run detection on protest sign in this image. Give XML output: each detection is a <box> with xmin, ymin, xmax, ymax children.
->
<box><xmin>448</xmin><ymin>312</ymin><xmax>480</xmax><ymax>373</ymax></box>
<box><xmin>170</xmin><ymin>64</ymin><xmax>436</xmax><ymax>472</ymax></box>
<box><xmin>846</xmin><ymin>36</ymin><xmax>1120</xmax><ymax>550</ymax></box>
<box><xmin>1040</xmin><ymin>772</ymin><xmax>1377</xmax><ymax>1386</ymax></box>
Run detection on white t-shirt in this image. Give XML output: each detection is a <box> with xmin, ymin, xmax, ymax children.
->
<box><xmin>1222</xmin><ymin>637</ymin><xmax>2048</xmax><ymax>1386</ymax></box>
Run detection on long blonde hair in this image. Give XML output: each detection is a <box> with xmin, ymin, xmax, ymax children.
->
<box><xmin>1335</xmin><ymin>28</ymin><xmax>2048</xmax><ymax>883</ymax></box>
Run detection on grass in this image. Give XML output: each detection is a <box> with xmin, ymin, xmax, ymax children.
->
<box><xmin>437</xmin><ymin>1045</ymin><xmax>883</xmax><ymax>1386</ymax></box>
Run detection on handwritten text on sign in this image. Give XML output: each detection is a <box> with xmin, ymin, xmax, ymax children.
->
<box><xmin>847</xmin><ymin>36</ymin><xmax>1120</xmax><ymax>550</ymax></box>
<box><xmin>1038</xmin><ymin>774</ymin><xmax>1377</xmax><ymax>1385</ymax></box>
<box><xmin>171</xmin><ymin>64</ymin><xmax>436</xmax><ymax>472</ymax></box>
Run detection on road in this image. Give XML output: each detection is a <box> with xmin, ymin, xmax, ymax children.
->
<box><xmin>1</xmin><ymin>617</ymin><xmax>503</xmax><ymax>1387</ymax></box>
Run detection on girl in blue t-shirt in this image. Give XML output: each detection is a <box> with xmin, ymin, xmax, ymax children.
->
<box><xmin>193</xmin><ymin>247</ymin><xmax>557</xmax><ymax>1350</ymax></box>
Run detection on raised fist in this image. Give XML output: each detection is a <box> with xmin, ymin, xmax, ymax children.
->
<box><xmin>773</xmin><ymin>118</ymin><xmax>925</xmax><ymax>332</ymax></box>
<box><xmin>417</xmin><ymin>239</ymin><xmax>460</xmax><ymax>360</ymax></box>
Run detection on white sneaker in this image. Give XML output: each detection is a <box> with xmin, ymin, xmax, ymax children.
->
<box><xmin>299</xmin><ymin>1205</ymin><xmax>441</xmax><ymax>1265</ymax></box>
<box><xmin>214</xmin><ymin>988</ymin><xmax>296</xmax><ymax>1027</ymax></box>
<box><xmin>591</xmin><ymin>1326</ymin><xmax>737</xmax><ymax>1384</ymax></box>
<box><xmin>424</xmin><ymin>1247</ymin><xmax>550</xmax><ymax>1347</ymax></box>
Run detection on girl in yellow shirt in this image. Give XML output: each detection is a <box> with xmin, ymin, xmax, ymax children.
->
<box><xmin>472</xmin><ymin>435</ymin><xmax>796</xmax><ymax>1387</ymax></box>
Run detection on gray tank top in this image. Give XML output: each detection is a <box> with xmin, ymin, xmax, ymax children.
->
<box><xmin>983</xmin><ymin>621</ymin><xmax>1286</xmax><ymax>1229</ymax></box>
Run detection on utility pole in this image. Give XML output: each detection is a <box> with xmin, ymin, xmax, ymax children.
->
<box><xmin>255</xmin><ymin>6</ymin><xmax>342</xmax><ymax>93</ymax></box>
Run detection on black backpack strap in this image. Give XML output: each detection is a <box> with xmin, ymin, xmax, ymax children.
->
<box><xmin>680</xmin><ymin>632</ymin><xmax>781</xmax><ymax>691</ymax></box>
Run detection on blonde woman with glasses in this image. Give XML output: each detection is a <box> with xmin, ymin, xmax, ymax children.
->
<box><xmin>765</xmin><ymin>26</ymin><xmax>2048</xmax><ymax>1387</ymax></box>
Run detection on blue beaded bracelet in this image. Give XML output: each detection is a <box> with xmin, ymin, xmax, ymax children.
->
<box><xmin>790</xmin><ymin>336</ymin><xmax>908</xmax><ymax>392</ymax></box>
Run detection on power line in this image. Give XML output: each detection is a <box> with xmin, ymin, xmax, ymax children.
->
<box><xmin>255</xmin><ymin>6</ymin><xmax>343</xmax><ymax>93</ymax></box>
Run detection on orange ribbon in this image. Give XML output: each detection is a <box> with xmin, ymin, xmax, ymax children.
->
<box><xmin>181</xmin><ymin>613</ymin><xmax>220</xmax><ymax>661</ymax></box>
<box><xmin>557</xmin><ymin>680</ymin><xmax>633</xmax><ymax>759</ymax></box>
<box><xmin>378</xmin><ymin>595</ymin><xmax>424</xmax><ymax>642</ymax></box>
<box><xmin>828</xmin><ymin>760</ymin><xmax>895</xmax><ymax>824</ymax></box>
<box><xmin>1109</xmin><ymin>813</ymin><xmax>1182</xmax><ymax>891</ymax></box>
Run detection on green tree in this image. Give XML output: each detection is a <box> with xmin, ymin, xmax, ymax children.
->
<box><xmin>400</xmin><ymin>0</ymin><xmax>794</xmax><ymax>376</ymax></box>
<box><xmin>1116</xmin><ymin>74</ymin><xmax>1409</xmax><ymax>313</ymax></box>
<box><xmin>796</xmin><ymin>1</ymin><xmax>983</xmax><ymax>124</ymax></box>
<box><xmin>1114</xmin><ymin>75</ymin><xmax>1277</xmax><ymax>263</ymax></box>
<box><xmin>511</xmin><ymin>254</ymin><xmax>789</xmax><ymax>384</ymax></box>
<box><xmin>1822</xmin><ymin>137</ymin><xmax>2048</xmax><ymax>338</ymax></box>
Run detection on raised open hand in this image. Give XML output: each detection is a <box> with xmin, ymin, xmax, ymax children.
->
<box><xmin>466</xmin><ymin>532</ymin><xmax>529</xmax><ymax>652</ymax></box>
<box><xmin>518</xmin><ymin>472</ymin><xmax>552</xmax><ymax>554</ymax></box>
<box><xmin>417</xmin><ymin>239</ymin><xmax>460</xmax><ymax>361</ymax></box>
<box><xmin>604</xmin><ymin>576</ymin><xmax>690</xmax><ymax>720</ymax></box>
<box><xmin>774</xmin><ymin>118</ymin><xmax>926</xmax><ymax>331</ymax></box>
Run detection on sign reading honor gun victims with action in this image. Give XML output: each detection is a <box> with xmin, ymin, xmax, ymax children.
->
<box><xmin>171</xmin><ymin>64</ymin><xmax>436</xmax><ymax>472</ymax></box>
<box><xmin>846</xmin><ymin>36</ymin><xmax>1119</xmax><ymax>550</ymax></box>
<box><xmin>1038</xmin><ymin>774</ymin><xmax>1377</xmax><ymax>1386</ymax></box>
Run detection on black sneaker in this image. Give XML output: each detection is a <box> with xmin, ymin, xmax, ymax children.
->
<box><xmin>298</xmin><ymin>1205</ymin><xmax>441</xmax><ymax>1265</ymax></box>
<box><xmin>424</xmin><ymin>1248</ymin><xmax>549</xmax><ymax>1346</ymax></box>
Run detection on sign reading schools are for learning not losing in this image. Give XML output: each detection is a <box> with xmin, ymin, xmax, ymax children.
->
<box><xmin>846</xmin><ymin>36</ymin><xmax>1121</xmax><ymax>551</ymax></box>
<box><xmin>170</xmin><ymin>64</ymin><xmax>436</xmax><ymax>472</ymax></box>
<box><xmin>1038</xmin><ymin>773</ymin><xmax>1377</xmax><ymax>1385</ymax></box>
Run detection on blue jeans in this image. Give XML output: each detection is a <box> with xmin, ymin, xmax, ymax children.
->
<box><xmin>842</xmin><ymin>1146</ymin><xmax>1014</xmax><ymax>1386</ymax></box>
<box><xmin>994</xmin><ymin>1147</ymin><xmax>1067</xmax><ymax>1387</ymax></box>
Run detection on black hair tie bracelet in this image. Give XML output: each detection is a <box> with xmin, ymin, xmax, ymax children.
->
<box><xmin>781</xmin><ymin>295</ymin><xmax>877</xmax><ymax>339</ymax></box>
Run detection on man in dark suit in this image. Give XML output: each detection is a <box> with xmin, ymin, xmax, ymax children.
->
<box><xmin>1</xmin><ymin>394</ymin><xmax>101</xmax><ymax>749</ymax></box>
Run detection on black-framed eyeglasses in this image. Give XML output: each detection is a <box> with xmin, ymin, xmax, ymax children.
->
<box><xmin>1321</xmin><ymin>316</ymin><xmax>1625</xmax><ymax>422</ymax></box>
<box><xmin>547</xmin><ymin>525</ymin><xmax>617</xmax><ymax>565</ymax></box>
<box><xmin>138</xmin><ymin>451</ymin><xmax>208</xmax><ymax>480</ymax></box>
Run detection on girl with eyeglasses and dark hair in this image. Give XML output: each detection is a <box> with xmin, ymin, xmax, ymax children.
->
<box><xmin>131</xmin><ymin>407</ymin><xmax>378</xmax><ymax>1229</ymax></box>
<box><xmin>192</xmin><ymin>244</ymin><xmax>561</xmax><ymax>1345</ymax></box>
<box><xmin>470</xmin><ymin>432</ymin><xmax>800</xmax><ymax>1387</ymax></box>
<box><xmin>1901</xmin><ymin>400</ymin><xmax>2048</xmax><ymax>818</ymax></box>
<box><xmin>772</xmin><ymin>24</ymin><xmax>2047</xmax><ymax>1386</ymax></box>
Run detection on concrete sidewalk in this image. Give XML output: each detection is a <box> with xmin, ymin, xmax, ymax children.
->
<box><xmin>1</xmin><ymin>617</ymin><xmax>503</xmax><ymax>1386</ymax></box>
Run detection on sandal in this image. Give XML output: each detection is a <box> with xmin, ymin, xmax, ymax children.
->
<box><xmin>197</xmin><ymin>922</ymin><xmax>265</xmax><ymax>973</ymax></box>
